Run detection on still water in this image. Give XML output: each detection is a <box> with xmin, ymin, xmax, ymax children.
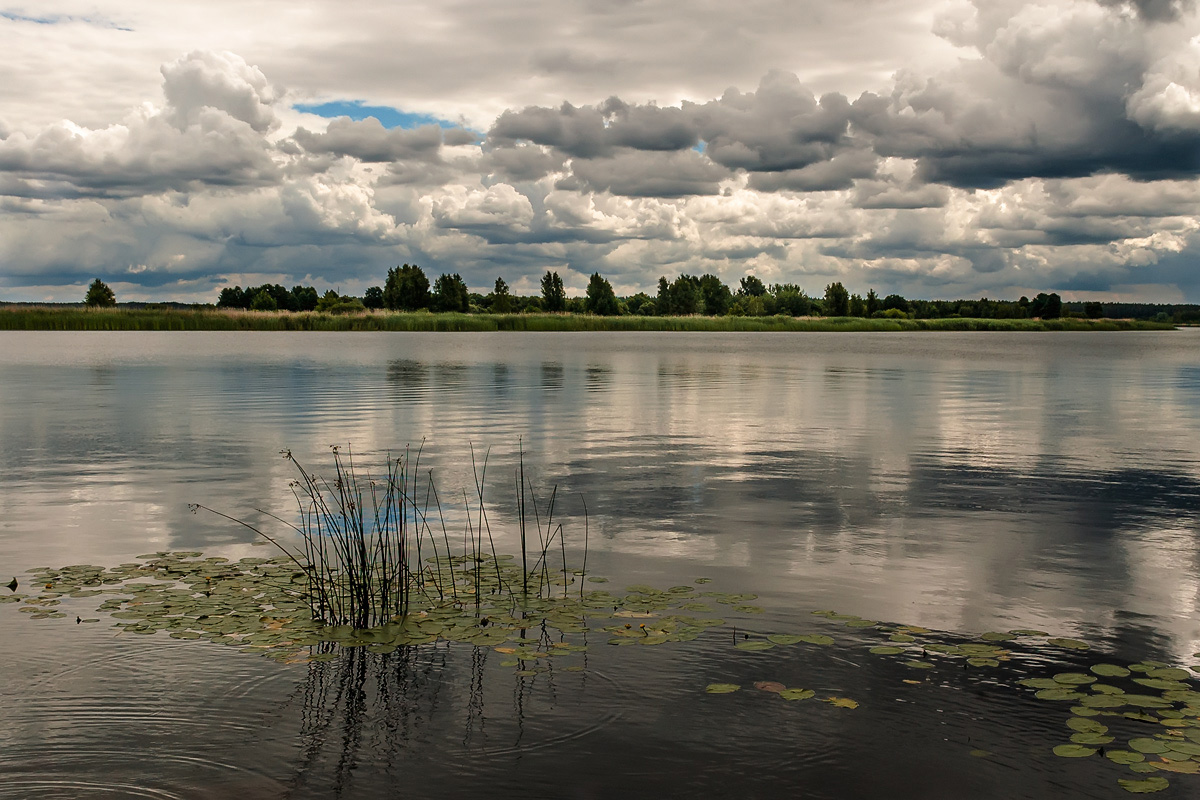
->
<box><xmin>2</xmin><ymin>330</ymin><xmax>1200</xmax><ymax>798</ymax></box>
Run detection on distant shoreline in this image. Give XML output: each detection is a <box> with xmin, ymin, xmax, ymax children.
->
<box><xmin>0</xmin><ymin>306</ymin><xmax>1177</xmax><ymax>333</ymax></box>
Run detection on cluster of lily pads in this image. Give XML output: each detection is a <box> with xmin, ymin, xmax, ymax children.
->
<box><xmin>10</xmin><ymin>550</ymin><xmax>1200</xmax><ymax>793</ymax></box>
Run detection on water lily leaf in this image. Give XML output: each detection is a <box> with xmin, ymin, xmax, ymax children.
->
<box><xmin>1010</xmin><ymin>629</ymin><xmax>1049</xmax><ymax>636</ymax></box>
<box><xmin>1106</xmin><ymin>750</ymin><xmax>1146</xmax><ymax>765</ymax></box>
<box><xmin>825</xmin><ymin>697</ymin><xmax>859</xmax><ymax>709</ymax></box>
<box><xmin>906</xmin><ymin>660</ymin><xmax>935</xmax><ymax>670</ymax></box>
<box><xmin>1124</xmin><ymin>695</ymin><xmax>1172</xmax><ymax>709</ymax></box>
<box><xmin>1118</xmin><ymin>776</ymin><xmax>1169</xmax><ymax>793</ymax></box>
<box><xmin>779</xmin><ymin>688</ymin><xmax>816</xmax><ymax>701</ymax></box>
<box><xmin>1048</xmin><ymin>637</ymin><xmax>1090</xmax><ymax>650</ymax></box>
<box><xmin>1021</xmin><ymin>678</ymin><xmax>1063</xmax><ymax>690</ymax></box>
<box><xmin>1053</xmin><ymin>744</ymin><xmax>1097</xmax><ymax>758</ymax></box>
<box><xmin>1134</xmin><ymin>678</ymin><xmax>1187</xmax><ymax>691</ymax></box>
<box><xmin>1164</xmin><ymin>740</ymin><xmax>1200</xmax><ymax>756</ymax></box>
<box><xmin>967</xmin><ymin>657</ymin><xmax>1000</xmax><ymax>667</ymax></box>
<box><xmin>1068</xmin><ymin>717</ymin><xmax>1108</xmax><ymax>733</ymax></box>
<box><xmin>1092</xmin><ymin>664</ymin><xmax>1132</xmax><ymax>677</ymax></box>
<box><xmin>869</xmin><ymin>646</ymin><xmax>906</xmax><ymax>655</ymax></box>
<box><xmin>1092</xmin><ymin>684</ymin><xmax>1125</xmax><ymax>695</ymax></box>
<box><xmin>705</xmin><ymin>683</ymin><xmax>741</xmax><ymax>694</ymax></box>
<box><xmin>1071</xmin><ymin>733</ymin><xmax>1115</xmax><ymax>745</ymax></box>
<box><xmin>766</xmin><ymin>634</ymin><xmax>805</xmax><ymax>645</ymax></box>
<box><xmin>1054</xmin><ymin>672</ymin><xmax>1097</xmax><ymax>685</ymax></box>
<box><xmin>1152</xmin><ymin>760</ymin><xmax>1199</xmax><ymax>774</ymax></box>
<box><xmin>754</xmin><ymin>681</ymin><xmax>786</xmax><ymax>693</ymax></box>
<box><xmin>736</xmin><ymin>640</ymin><xmax>775</xmax><ymax>651</ymax></box>
<box><xmin>980</xmin><ymin>632</ymin><xmax>1015</xmax><ymax>641</ymax></box>
<box><xmin>1149</xmin><ymin>667</ymin><xmax>1191</xmax><ymax>681</ymax></box>
<box><xmin>1129</xmin><ymin>738</ymin><xmax>1170</xmax><ymax>754</ymax></box>
<box><xmin>890</xmin><ymin>634</ymin><xmax>916</xmax><ymax>643</ymax></box>
<box><xmin>694</xmin><ymin>578</ymin><xmax>712</xmax><ymax>584</ymax></box>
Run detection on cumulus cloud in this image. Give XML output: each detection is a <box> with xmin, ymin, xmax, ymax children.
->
<box><xmin>4</xmin><ymin>1</ymin><xmax>1200</xmax><ymax>303</ymax></box>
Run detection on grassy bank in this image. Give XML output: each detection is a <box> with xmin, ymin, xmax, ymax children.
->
<box><xmin>0</xmin><ymin>306</ymin><xmax>1176</xmax><ymax>332</ymax></box>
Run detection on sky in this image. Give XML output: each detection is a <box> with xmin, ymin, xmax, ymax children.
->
<box><xmin>1</xmin><ymin>0</ymin><xmax>1199</xmax><ymax>303</ymax></box>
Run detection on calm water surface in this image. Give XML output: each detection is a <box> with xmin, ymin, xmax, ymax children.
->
<box><xmin>2</xmin><ymin>330</ymin><xmax>1200</xmax><ymax>798</ymax></box>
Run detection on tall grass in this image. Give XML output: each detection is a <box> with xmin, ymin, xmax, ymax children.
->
<box><xmin>193</xmin><ymin>445</ymin><xmax>583</xmax><ymax>629</ymax></box>
<box><xmin>0</xmin><ymin>305</ymin><xmax>1176</xmax><ymax>332</ymax></box>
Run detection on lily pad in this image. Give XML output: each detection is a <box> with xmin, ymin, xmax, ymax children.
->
<box><xmin>967</xmin><ymin>657</ymin><xmax>1000</xmax><ymax>667</ymax></box>
<box><xmin>1149</xmin><ymin>667</ymin><xmax>1191</xmax><ymax>681</ymax></box>
<box><xmin>1092</xmin><ymin>664</ymin><xmax>1132</xmax><ymax>678</ymax></box>
<box><xmin>1118</xmin><ymin>776</ymin><xmax>1169</xmax><ymax>793</ymax></box>
<box><xmin>1067</xmin><ymin>717</ymin><xmax>1107</xmax><ymax>733</ymax></box>
<box><xmin>1048</xmin><ymin>637</ymin><xmax>1090</xmax><ymax>651</ymax></box>
<box><xmin>905</xmin><ymin>660</ymin><xmax>935</xmax><ymax>670</ymax></box>
<box><xmin>1129</xmin><ymin>738</ymin><xmax>1170</xmax><ymax>754</ymax></box>
<box><xmin>735</xmin><ymin>640</ymin><xmax>775</xmax><ymax>651</ymax></box>
<box><xmin>1071</xmin><ymin>733</ymin><xmax>1115</xmax><ymax>745</ymax></box>
<box><xmin>824</xmin><ymin>696</ymin><xmax>859</xmax><ymax>709</ymax></box>
<box><xmin>754</xmin><ymin>681</ymin><xmax>786</xmax><ymax>693</ymax></box>
<box><xmin>1106</xmin><ymin>750</ymin><xmax>1146</xmax><ymax>765</ymax></box>
<box><xmin>1037</xmin><ymin>688</ymin><xmax>1084</xmax><ymax>701</ymax></box>
<box><xmin>705</xmin><ymin>683</ymin><xmax>741</xmax><ymax>694</ymax></box>
<box><xmin>766</xmin><ymin>634</ymin><xmax>805</xmax><ymax>645</ymax></box>
<box><xmin>1054</xmin><ymin>672</ymin><xmax>1097</xmax><ymax>685</ymax></box>
<box><xmin>779</xmin><ymin>688</ymin><xmax>816</xmax><ymax>701</ymax></box>
<box><xmin>869</xmin><ymin>646</ymin><xmax>906</xmax><ymax>655</ymax></box>
<box><xmin>1052</xmin><ymin>744</ymin><xmax>1097</xmax><ymax>758</ymax></box>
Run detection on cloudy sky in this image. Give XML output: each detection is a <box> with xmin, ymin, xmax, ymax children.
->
<box><xmin>1</xmin><ymin>0</ymin><xmax>1199</xmax><ymax>303</ymax></box>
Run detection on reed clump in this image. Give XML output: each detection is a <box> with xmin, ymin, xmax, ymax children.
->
<box><xmin>194</xmin><ymin>444</ymin><xmax>584</xmax><ymax>630</ymax></box>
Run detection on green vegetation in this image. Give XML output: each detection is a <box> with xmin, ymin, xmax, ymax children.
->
<box><xmin>84</xmin><ymin>278</ymin><xmax>116</xmax><ymax>307</ymax></box>
<box><xmin>0</xmin><ymin>305</ymin><xmax>1175</xmax><ymax>332</ymax></box>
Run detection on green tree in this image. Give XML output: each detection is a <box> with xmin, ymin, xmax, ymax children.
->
<box><xmin>363</xmin><ymin>286</ymin><xmax>384</xmax><ymax>309</ymax></box>
<box><xmin>216</xmin><ymin>286</ymin><xmax>246</xmax><ymax>309</ymax></box>
<box><xmin>655</xmin><ymin>277</ymin><xmax>671</xmax><ymax>315</ymax></box>
<box><xmin>540</xmin><ymin>270</ymin><xmax>566</xmax><ymax>312</ymax></box>
<box><xmin>698</xmin><ymin>274</ymin><xmax>732</xmax><ymax>315</ymax></box>
<box><xmin>1084</xmin><ymin>301</ymin><xmax>1103</xmax><ymax>319</ymax></box>
<box><xmin>250</xmin><ymin>289</ymin><xmax>278</xmax><ymax>311</ymax></box>
<box><xmin>849</xmin><ymin>293</ymin><xmax>867</xmax><ymax>317</ymax></box>
<box><xmin>432</xmin><ymin>273</ymin><xmax>470</xmax><ymax>312</ymax></box>
<box><xmin>823</xmin><ymin>282</ymin><xmax>850</xmax><ymax>316</ymax></box>
<box><xmin>384</xmin><ymin>264</ymin><xmax>431</xmax><ymax>311</ymax></box>
<box><xmin>490</xmin><ymin>277</ymin><xmax>513</xmax><ymax>313</ymax></box>
<box><xmin>290</xmin><ymin>285</ymin><xmax>319</xmax><ymax>311</ymax></box>
<box><xmin>739</xmin><ymin>275</ymin><xmax>767</xmax><ymax>297</ymax></box>
<box><xmin>585</xmin><ymin>273</ymin><xmax>619</xmax><ymax>316</ymax></box>
<box><xmin>1029</xmin><ymin>292</ymin><xmax>1062</xmax><ymax>319</ymax></box>
<box><xmin>85</xmin><ymin>279</ymin><xmax>116</xmax><ymax>307</ymax></box>
<box><xmin>866</xmin><ymin>289</ymin><xmax>880</xmax><ymax>316</ymax></box>
<box><xmin>625</xmin><ymin>292</ymin><xmax>655</xmax><ymax>315</ymax></box>
<box><xmin>772</xmin><ymin>284</ymin><xmax>812</xmax><ymax>316</ymax></box>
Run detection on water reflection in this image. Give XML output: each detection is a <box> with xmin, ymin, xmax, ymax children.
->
<box><xmin>2</xmin><ymin>331</ymin><xmax>1200</xmax><ymax>657</ymax></box>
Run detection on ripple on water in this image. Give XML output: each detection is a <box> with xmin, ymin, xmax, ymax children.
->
<box><xmin>0</xmin><ymin>750</ymin><xmax>287</xmax><ymax>800</ymax></box>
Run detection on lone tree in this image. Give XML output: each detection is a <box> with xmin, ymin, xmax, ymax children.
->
<box><xmin>85</xmin><ymin>279</ymin><xmax>116</xmax><ymax>307</ymax></box>
<box><xmin>490</xmin><ymin>277</ymin><xmax>513</xmax><ymax>313</ymax></box>
<box><xmin>585</xmin><ymin>273</ymin><xmax>619</xmax><ymax>316</ymax></box>
<box><xmin>541</xmin><ymin>270</ymin><xmax>566</xmax><ymax>312</ymax></box>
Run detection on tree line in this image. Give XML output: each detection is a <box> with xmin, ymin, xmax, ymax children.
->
<box><xmin>76</xmin><ymin>271</ymin><xmax>1200</xmax><ymax>322</ymax></box>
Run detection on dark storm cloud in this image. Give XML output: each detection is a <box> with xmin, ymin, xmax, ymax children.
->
<box><xmin>1096</xmin><ymin>0</ymin><xmax>1194</xmax><ymax>21</ymax></box>
<box><xmin>556</xmin><ymin>149</ymin><xmax>729</xmax><ymax>197</ymax></box>
<box><xmin>293</xmin><ymin>118</ymin><xmax>459</xmax><ymax>163</ymax></box>
<box><xmin>490</xmin><ymin>97</ymin><xmax>699</xmax><ymax>159</ymax></box>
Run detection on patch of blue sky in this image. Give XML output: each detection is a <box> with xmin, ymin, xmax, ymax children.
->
<box><xmin>693</xmin><ymin>140</ymin><xmax>707</xmax><ymax>154</ymax></box>
<box><xmin>0</xmin><ymin>10</ymin><xmax>131</xmax><ymax>30</ymax></box>
<box><xmin>294</xmin><ymin>101</ymin><xmax>473</xmax><ymax>133</ymax></box>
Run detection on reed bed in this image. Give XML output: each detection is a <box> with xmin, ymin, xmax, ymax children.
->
<box><xmin>194</xmin><ymin>445</ymin><xmax>582</xmax><ymax>629</ymax></box>
<box><xmin>0</xmin><ymin>305</ymin><xmax>1174</xmax><ymax>332</ymax></box>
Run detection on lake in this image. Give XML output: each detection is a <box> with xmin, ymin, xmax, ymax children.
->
<box><xmin>2</xmin><ymin>329</ymin><xmax>1200</xmax><ymax>798</ymax></box>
